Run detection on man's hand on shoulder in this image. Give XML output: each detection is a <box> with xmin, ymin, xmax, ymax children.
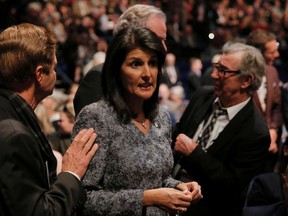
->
<box><xmin>62</xmin><ymin>128</ymin><xmax>98</xmax><ymax>179</ymax></box>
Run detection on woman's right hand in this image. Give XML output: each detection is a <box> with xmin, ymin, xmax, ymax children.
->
<box><xmin>143</xmin><ymin>188</ymin><xmax>192</xmax><ymax>213</ymax></box>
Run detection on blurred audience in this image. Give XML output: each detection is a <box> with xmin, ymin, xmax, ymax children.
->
<box><xmin>201</xmin><ymin>54</ymin><xmax>221</xmax><ymax>86</ymax></box>
<box><xmin>161</xmin><ymin>52</ymin><xmax>181</xmax><ymax>88</ymax></box>
<box><xmin>3</xmin><ymin>3</ymin><xmax>288</xmax><ymax>196</ymax></box>
<box><xmin>246</xmin><ymin>29</ymin><xmax>283</xmax><ymax>171</ymax></box>
<box><xmin>2</xmin><ymin>0</ymin><xmax>288</xmax><ymax>93</ymax></box>
<box><xmin>187</xmin><ymin>57</ymin><xmax>203</xmax><ymax>98</ymax></box>
<box><xmin>48</xmin><ymin>103</ymin><xmax>75</xmax><ymax>155</ymax></box>
<box><xmin>169</xmin><ymin>85</ymin><xmax>189</xmax><ymax>123</ymax></box>
<box><xmin>158</xmin><ymin>83</ymin><xmax>177</xmax><ymax>126</ymax></box>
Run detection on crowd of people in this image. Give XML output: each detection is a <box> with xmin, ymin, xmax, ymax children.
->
<box><xmin>2</xmin><ymin>0</ymin><xmax>288</xmax><ymax>86</ymax></box>
<box><xmin>1</xmin><ymin>1</ymin><xmax>288</xmax><ymax>216</ymax></box>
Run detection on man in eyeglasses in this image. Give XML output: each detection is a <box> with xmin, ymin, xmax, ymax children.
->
<box><xmin>172</xmin><ymin>42</ymin><xmax>271</xmax><ymax>216</ymax></box>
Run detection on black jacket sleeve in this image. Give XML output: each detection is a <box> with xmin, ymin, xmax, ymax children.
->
<box><xmin>74</xmin><ymin>64</ymin><xmax>103</xmax><ymax>117</ymax></box>
<box><xmin>0</xmin><ymin>121</ymin><xmax>86</xmax><ymax>216</ymax></box>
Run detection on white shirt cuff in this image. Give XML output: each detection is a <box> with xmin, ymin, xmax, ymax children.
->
<box><xmin>64</xmin><ymin>171</ymin><xmax>81</xmax><ymax>181</ymax></box>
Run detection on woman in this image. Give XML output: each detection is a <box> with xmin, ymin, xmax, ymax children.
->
<box><xmin>73</xmin><ymin>27</ymin><xmax>202</xmax><ymax>215</ymax></box>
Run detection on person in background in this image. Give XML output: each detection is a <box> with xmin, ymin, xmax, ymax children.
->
<box><xmin>35</xmin><ymin>96</ymin><xmax>59</xmax><ymax>138</ymax></box>
<box><xmin>0</xmin><ymin>23</ymin><xmax>98</xmax><ymax>215</ymax></box>
<box><xmin>161</xmin><ymin>52</ymin><xmax>180</xmax><ymax>88</ymax></box>
<box><xmin>82</xmin><ymin>51</ymin><xmax>106</xmax><ymax>77</ymax></box>
<box><xmin>72</xmin><ymin>27</ymin><xmax>202</xmax><ymax>216</ymax></box>
<box><xmin>46</xmin><ymin>11</ymin><xmax>67</xmax><ymax>44</ymax></box>
<box><xmin>73</xmin><ymin>4</ymin><xmax>168</xmax><ymax>116</ymax></box>
<box><xmin>201</xmin><ymin>54</ymin><xmax>221</xmax><ymax>86</ymax></box>
<box><xmin>246</xmin><ymin>29</ymin><xmax>283</xmax><ymax>171</ymax></box>
<box><xmin>169</xmin><ymin>85</ymin><xmax>189</xmax><ymax>123</ymax></box>
<box><xmin>172</xmin><ymin>42</ymin><xmax>271</xmax><ymax>216</ymax></box>
<box><xmin>158</xmin><ymin>83</ymin><xmax>177</xmax><ymax>126</ymax></box>
<box><xmin>187</xmin><ymin>57</ymin><xmax>203</xmax><ymax>98</ymax></box>
<box><xmin>48</xmin><ymin>103</ymin><xmax>75</xmax><ymax>155</ymax></box>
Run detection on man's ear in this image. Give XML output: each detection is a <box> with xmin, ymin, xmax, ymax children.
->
<box><xmin>35</xmin><ymin>66</ymin><xmax>43</xmax><ymax>83</ymax></box>
<box><xmin>241</xmin><ymin>74</ymin><xmax>254</xmax><ymax>89</ymax></box>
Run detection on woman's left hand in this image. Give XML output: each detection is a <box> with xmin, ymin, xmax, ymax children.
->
<box><xmin>176</xmin><ymin>181</ymin><xmax>203</xmax><ymax>203</ymax></box>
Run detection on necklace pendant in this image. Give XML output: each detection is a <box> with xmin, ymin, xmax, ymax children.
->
<box><xmin>140</xmin><ymin>121</ymin><xmax>147</xmax><ymax>129</ymax></box>
<box><xmin>134</xmin><ymin>119</ymin><xmax>147</xmax><ymax>129</ymax></box>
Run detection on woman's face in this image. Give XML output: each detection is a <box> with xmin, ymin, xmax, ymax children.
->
<box><xmin>120</xmin><ymin>48</ymin><xmax>159</xmax><ymax>102</ymax></box>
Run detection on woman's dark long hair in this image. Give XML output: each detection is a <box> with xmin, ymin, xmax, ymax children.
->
<box><xmin>101</xmin><ymin>27</ymin><xmax>166</xmax><ymax>124</ymax></box>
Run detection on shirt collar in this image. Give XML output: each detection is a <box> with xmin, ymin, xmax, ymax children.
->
<box><xmin>213</xmin><ymin>97</ymin><xmax>250</xmax><ymax>120</ymax></box>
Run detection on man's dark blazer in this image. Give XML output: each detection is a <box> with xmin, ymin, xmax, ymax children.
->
<box><xmin>187</xmin><ymin>71</ymin><xmax>202</xmax><ymax>98</ymax></box>
<box><xmin>0</xmin><ymin>94</ymin><xmax>86</xmax><ymax>215</ymax></box>
<box><xmin>173</xmin><ymin>86</ymin><xmax>271</xmax><ymax>216</ymax></box>
<box><xmin>74</xmin><ymin>64</ymin><xmax>103</xmax><ymax>116</ymax></box>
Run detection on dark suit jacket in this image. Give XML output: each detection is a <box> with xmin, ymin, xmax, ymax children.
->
<box><xmin>173</xmin><ymin>86</ymin><xmax>271</xmax><ymax>216</ymax></box>
<box><xmin>187</xmin><ymin>72</ymin><xmax>202</xmax><ymax>98</ymax></box>
<box><xmin>0</xmin><ymin>95</ymin><xmax>86</xmax><ymax>216</ymax></box>
<box><xmin>73</xmin><ymin>64</ymin><xmax>103</xmax><ymax>116</ymax></box>
<box><xmin>242</xmin><ymin>172</ymin><xmax>287</xmax><ymax>216</ymax></box>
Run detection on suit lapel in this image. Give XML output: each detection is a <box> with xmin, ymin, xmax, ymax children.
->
<box><xmin>184</xmin><ymin>95</ymin><xmax>216</xmax><ymax>138</ymax></box>
<box><xmin>207</xmin><ymin>99</ymin><xmax>253</xmax><ymax>154</ymax></box>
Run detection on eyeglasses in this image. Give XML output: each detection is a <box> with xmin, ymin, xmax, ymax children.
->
<box><xmin>212</xmin><ymin>63</ymin><xmax>241</xmax><ymax>78</ymax></box>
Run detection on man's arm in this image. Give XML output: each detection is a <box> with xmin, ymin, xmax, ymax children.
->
<box><xmin>0</xmin><ymin>133</ymin><xmax>85</xmax><ymax>216</ymax></box>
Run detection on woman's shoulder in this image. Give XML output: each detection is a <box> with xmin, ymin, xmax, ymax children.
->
<box><xmin>158</xmin><ymin>107</ymin><xmax>170</xmax><ymax>118</ymax></box>
<box><xmin>83</xmin><ymin>99</ymin><xmax>108</xmax><ymax>110</ymax></box>
<box><xmin>157</xmin><ymin>108</ymin><xmax>172</xmax><ymax>123</ymax></box>
<box><xmin>80</xmin><ymin>100</ymin><xmax>111</xmax><ymax>115</ymax></box>
<box><xmin>73</xmin><ymin>100</ymin><xmax>117</xmax><ymax>137</ymax></box>
<box><xmin>77</xmin><ymin>100</ymin><xmax>115</xmax><ymax>123</ymax></box>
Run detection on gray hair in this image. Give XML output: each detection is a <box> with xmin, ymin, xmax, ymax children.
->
<box><xmin>113</xmin><ymin>4</ymin><xmax>166</xmax><ymax>36</ymax></box>
<box><xmin>222</xmin><ymin>42</ymin><xmax>265</xmax><ymax>94</ymax></box>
